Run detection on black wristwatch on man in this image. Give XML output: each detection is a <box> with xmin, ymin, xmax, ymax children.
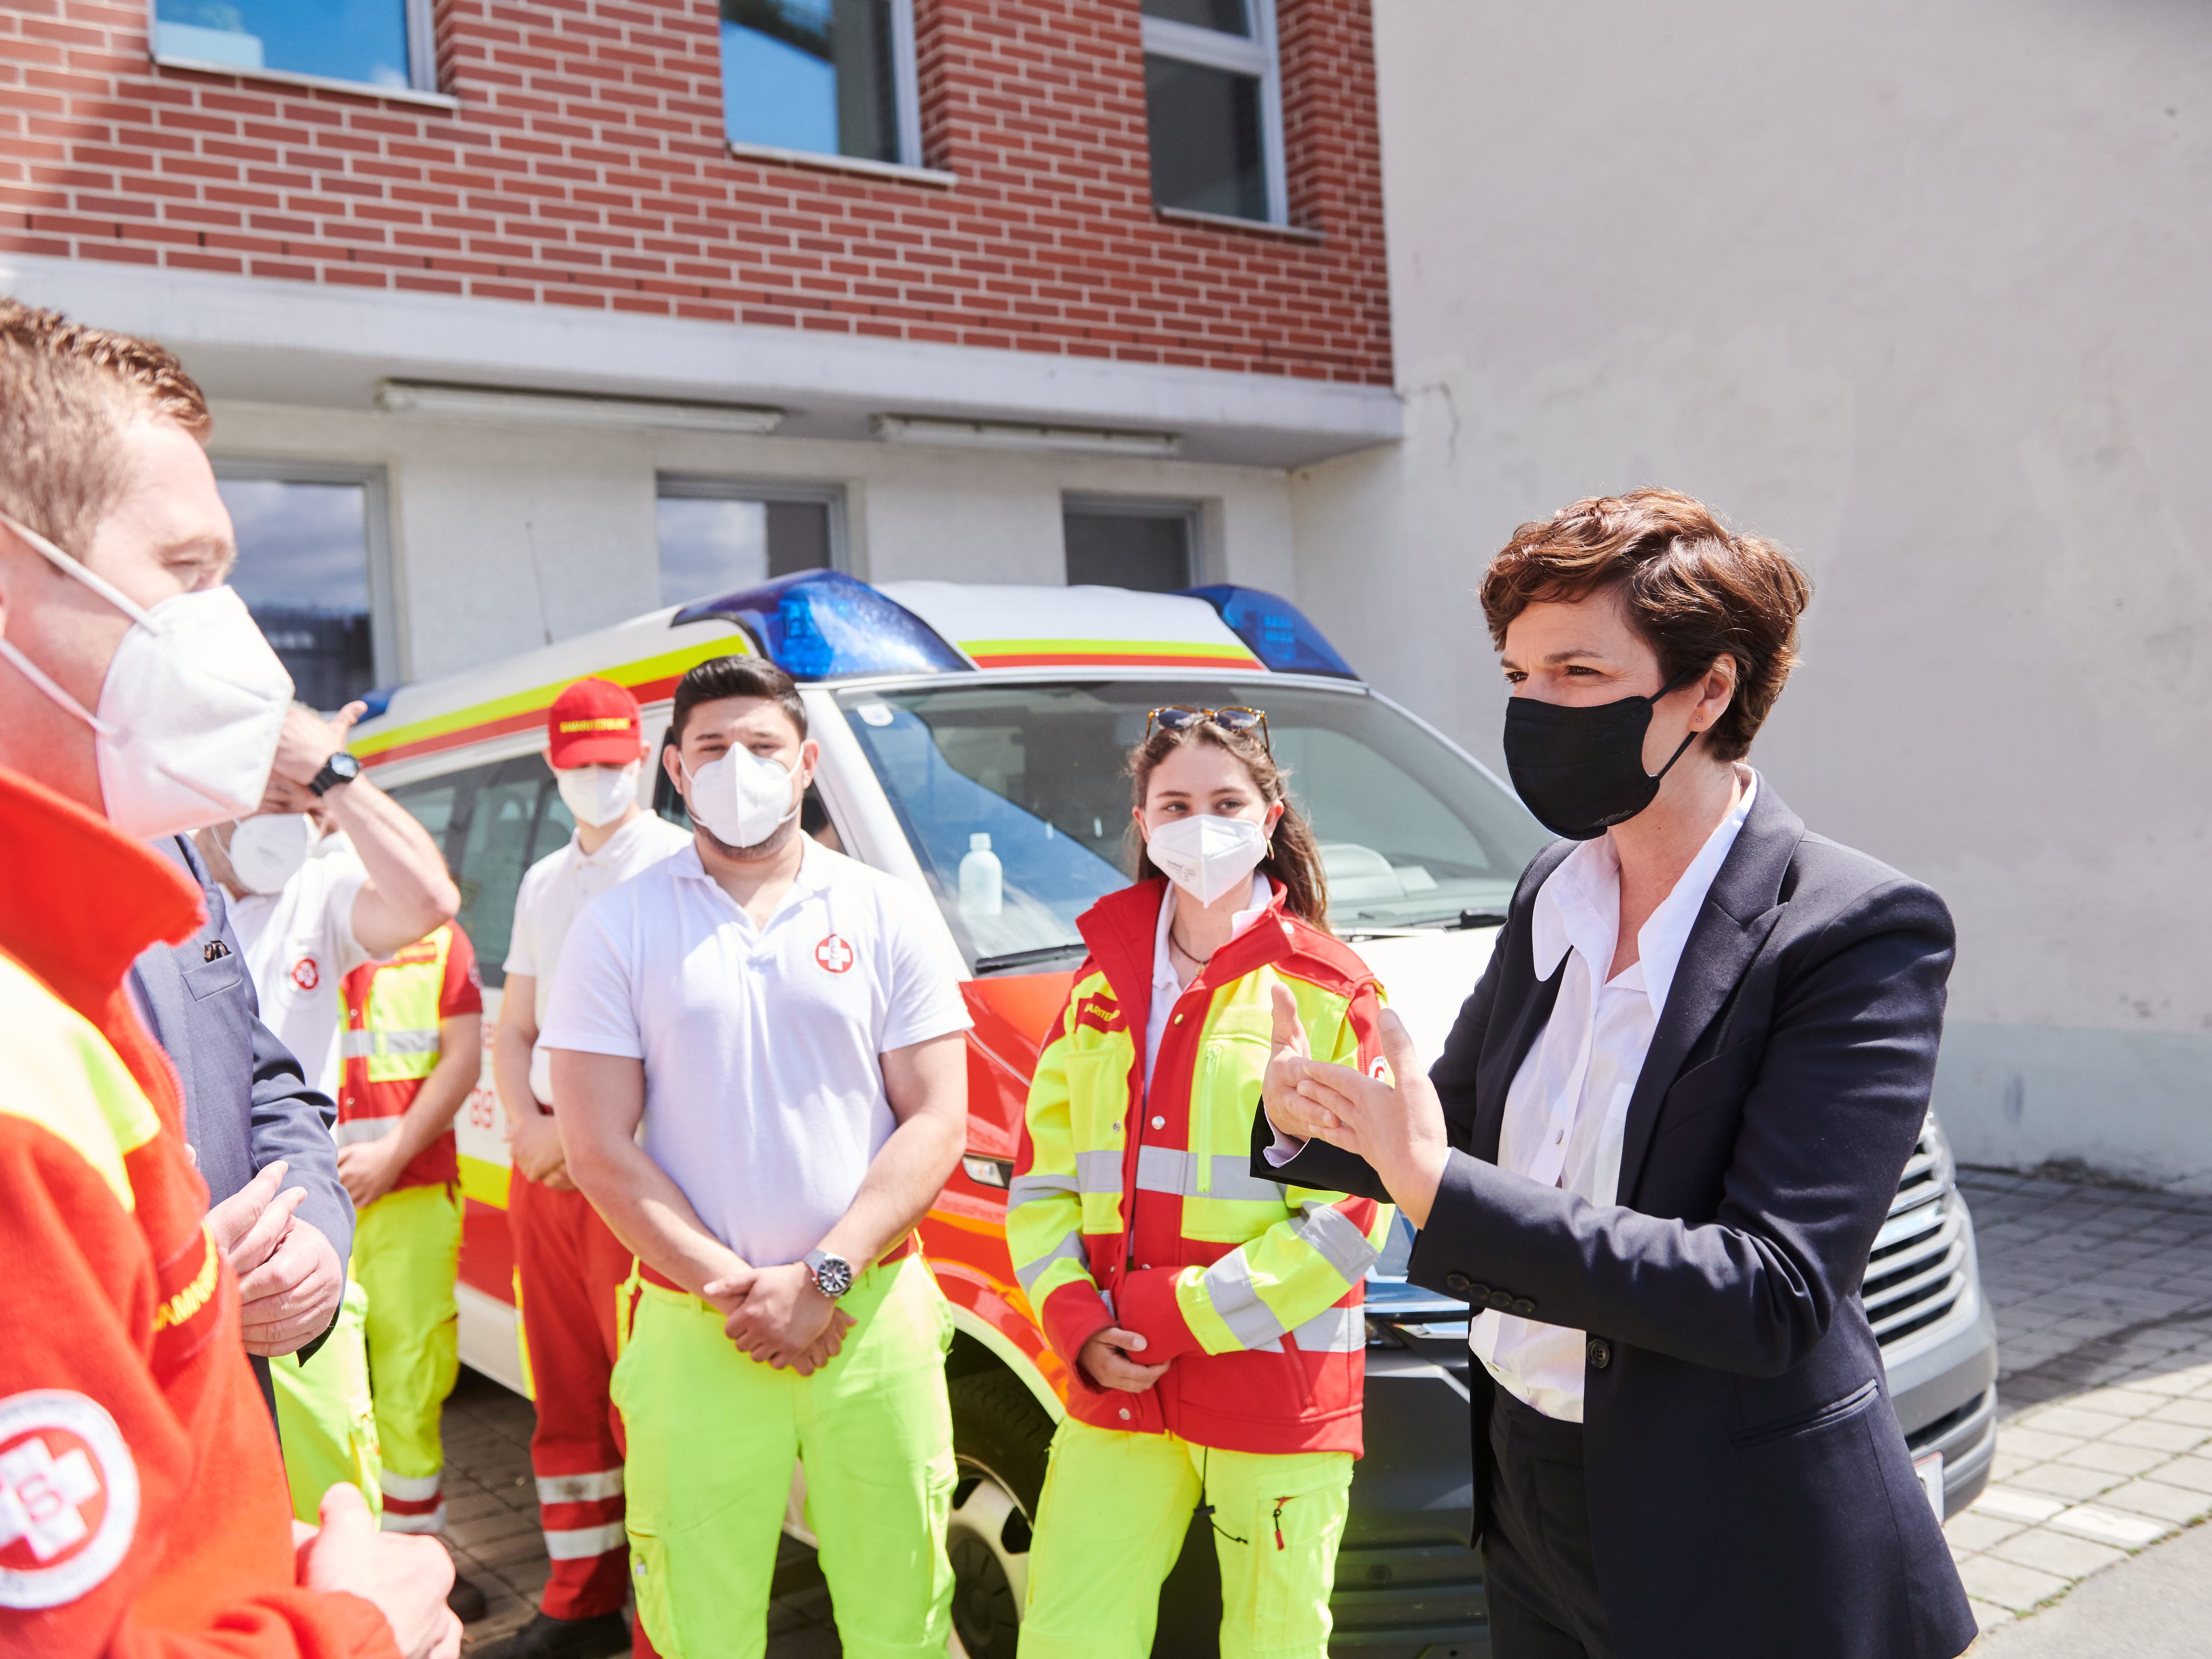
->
<box><xmin>308</xmin><ymin>750</ymin><xmax>361</xmax><ymax>796</ymax></box>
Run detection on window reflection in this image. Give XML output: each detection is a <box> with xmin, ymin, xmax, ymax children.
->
<box><xmin>218</xmin><ymin>476</ymin><xmax>377</xmax><ymax>711</ymax></box>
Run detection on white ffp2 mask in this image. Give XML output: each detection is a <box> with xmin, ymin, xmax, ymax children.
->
<box><xmin>556</xmin><ymin>761</ymin><xmax>640</xmax><ymax>828</ymax></box>
<box><xmin>227</xmin><ymin>812</ymin><xmax>313</xmax><ymax>894</ymax></box>
<box><xmin>0</xmin><ymin>511</ymin><xmax>293</xmax><ymax>840</ymax></box>
<box><xmin>1145</xmin><ymin>813</ymin><xmax>1269</xmax><ymax>906</ymax></box>
<box><xmin>682</xmin><ymin>747</ymin><xmax>799</xmax><ymax>850</ymax></box>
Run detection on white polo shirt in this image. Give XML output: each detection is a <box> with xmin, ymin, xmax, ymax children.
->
<box><xmin>231</xmin><ymin>831</ymin><xmax>375</xmax><ymax>1098</ymax></box>
<box><xmin>539</xmin><ymin>838</ymin><xmax>972</xmax><ymax>1269</ymax></box>
<box><xmin>505</xmin><ymin>811</ymin><xmax>692</xmax><ymax>1105</ymax></box>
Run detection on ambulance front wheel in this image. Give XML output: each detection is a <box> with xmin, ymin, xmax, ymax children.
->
<box><xmin>947</xmin><ymin>1369</ymin><xmax>1052</xmax><ymax>1659</ymax></box>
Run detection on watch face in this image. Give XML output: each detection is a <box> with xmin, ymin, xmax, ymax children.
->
<box><xmin>330</xmin><ymin>752</ymin><xmax>361</xmax><ymax>781</ymax></box>
<box><xmin>815</xmin><ymin>1256</ymin><xmax>855</xmax><ymax>1299</ymax></box>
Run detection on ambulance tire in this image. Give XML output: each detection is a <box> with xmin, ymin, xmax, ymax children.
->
<box><xmin>948</xmin><ymin>1370</ymin><xmax>1051</xmax><ymax>1659</ymax></box>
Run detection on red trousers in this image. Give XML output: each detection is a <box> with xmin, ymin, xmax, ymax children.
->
<box><xmin>510</xmin><ymin>1171</ymin><xmax>636</xmax><ymax>1623</ymax></box>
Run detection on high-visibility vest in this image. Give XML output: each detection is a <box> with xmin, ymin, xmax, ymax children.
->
<box><xmin>336</xmin><ymin>924</ymin><xmax>466</xmax><ymax>1190</ymax></box>
<box><xmin>1009</xmin><ymin>878</ymin><xmax>1393</xmax><ymax>1458</ymax></box>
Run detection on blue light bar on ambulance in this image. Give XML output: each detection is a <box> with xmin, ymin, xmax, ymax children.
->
<box><xmin>672</xmin><ymin>571</ymin><xmax>972</xmax><ymax>681</ymax></box>
<box><xmin>1178</xmin><ymin>585</ymin><xmax>1358</xmax><ymax>680</ymax></box>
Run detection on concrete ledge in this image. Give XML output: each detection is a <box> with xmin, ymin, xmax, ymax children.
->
<box><xmin>0</xmin><ymin>253</ymin><xmax>1401</xmax><ymax>471</ymax></box>
<box><xmin>1934</xmin><ymin>1020</ymin><xmax>2212</xmax><ymax>1195</ymax></box>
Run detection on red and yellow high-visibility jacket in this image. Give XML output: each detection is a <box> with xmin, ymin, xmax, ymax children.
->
<box><xmin>337</xmin><ymin>923</ymin><xmax>482</xmax><ymax>1192</ymax></box>
<box><xmin>1010</xmin><ymin>878</ymin><xmax>1393</xmax><ymax>1456</ymax></box>
<box><xmin>0</xmin><ymin>764</ymin><xmax>397</xmax><ymax>1658</ymax></box>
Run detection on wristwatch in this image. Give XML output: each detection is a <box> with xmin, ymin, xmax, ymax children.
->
<box><xmin>803</xmin><ymin>1248</ymin><xmax>855</xmax><ymax>1302</ymax></box>
<box><xmin>308</xmin><ymin>750</ymin><xmax>361</xmax><ymax>796</ymax></box>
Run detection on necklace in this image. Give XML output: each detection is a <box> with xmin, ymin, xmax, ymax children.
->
<box><xmin>1169</xmin><ymin>925</ymin><xmax>1216</xmax><ymax>968</ymax></box>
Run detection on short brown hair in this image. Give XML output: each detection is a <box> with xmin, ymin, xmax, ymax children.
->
<box><xmin>0</xmin><ymin>299</ymin><xmax>212</xmax><ymax>558</ymax></box>
<box><xmin>669</xmin><ymin>653</ymin><xmax>807</xmax><ymax>745</ymax></box>
<box><xmin>1480</xmin><ymin>488</ymin><xmax>1812</xmax><ymax>761</ymax></box>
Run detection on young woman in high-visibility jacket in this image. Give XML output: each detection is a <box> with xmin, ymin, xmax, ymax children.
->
<box><xmin>1009</xmin><ymin>706</ymin><xmax>1393</xmax><ymax>1659</ymax></box>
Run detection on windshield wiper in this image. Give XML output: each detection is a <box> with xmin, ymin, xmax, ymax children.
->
<box><xmin>973</xmin><ymin>941</ymin><xmax>1089</xmax><ymax>975</ymax></box>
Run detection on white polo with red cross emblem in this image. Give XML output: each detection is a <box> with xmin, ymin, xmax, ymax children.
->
<box><xmin>542</xmin><ymin>837</ymin><xmax>970</xmax><ymax>1269</ymax></box>
<box><xmin>230</xmin><ymin>829</ymin><xmax>377</xmax><ymax>1097</ymax></box>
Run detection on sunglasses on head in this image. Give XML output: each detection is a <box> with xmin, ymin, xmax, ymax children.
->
<box><xmin>1145</xmin><ymin>705</ymin><xmax>1271</xmax><ymax>753</ymax></box>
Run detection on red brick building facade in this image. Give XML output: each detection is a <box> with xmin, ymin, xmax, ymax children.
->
<box><xmin>1</xmin><ymin>0</ymin><xmax>1388</xmax><ymax>382</ymax></box>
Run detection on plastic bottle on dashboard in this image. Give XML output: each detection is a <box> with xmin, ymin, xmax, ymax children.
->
<box><xmin>960</xmin><ymin>832</ymin><xmax>1004</xmax><ymax>917</ymax></box>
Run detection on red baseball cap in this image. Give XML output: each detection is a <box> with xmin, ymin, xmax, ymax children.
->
<box><xmin>546</xmin><ymin>678</ymin><xmax>644</xmax><ymax>769</ymax></box>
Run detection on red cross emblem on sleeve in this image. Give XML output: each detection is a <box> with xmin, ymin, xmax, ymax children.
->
<box><xmin>290</xmin><ymin>956</ymin><xmax>320</xmax><ymax>992</ymax></box>
<box><xmin>0</xmin><ymin>1391</ymin><xmax>139</xmax><ymax>1609</ymax></box>
<box><xmin>814</xmin><ymin>934</ymin><xmax>855</xmax><ymax>974</ymax></box>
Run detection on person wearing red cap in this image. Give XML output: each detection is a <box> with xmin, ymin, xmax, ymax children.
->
<box><xmin>485</xmin><ymin>678</ymin><xmax>690</xmax><ymax>1659</ymax></box>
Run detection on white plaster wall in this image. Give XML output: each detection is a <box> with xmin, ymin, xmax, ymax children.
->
<box><xmin>206</xmin><ymin>402</ymin><xmax>1299</xmax><ymax>681</ymax></box>
<box><xmin>1294</xmin><ymin>0</ymin><xmax>2212</xmax><ymax>1187</ymax></box>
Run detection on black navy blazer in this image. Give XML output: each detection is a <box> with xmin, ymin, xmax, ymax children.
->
<box><xmin>131</xmin><ymin>835</ymin><xmax>353</xmax><ymax>1404</ymax></box>
<box><xmin>1260</xmin><ymin>781</ymin><xmax>1976</xmax><ymax>1659</ymax></box>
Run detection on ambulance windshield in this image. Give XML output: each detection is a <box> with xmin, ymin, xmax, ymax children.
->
<box><xmin>837</xmin><ymin>679</ymin><xmax>1550</xmax><ymax>972</ymax></box>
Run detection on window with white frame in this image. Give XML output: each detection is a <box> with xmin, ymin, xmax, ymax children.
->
<box><xmin>719</xmin><ymin>0</ymin><xmax>922</xmax><ymax>168</ymax></box>
<box><xmin>214</xmin><ymin>462</ymin><xmax>397</xmax><ymax>711</ymax></box>
<box><xmin>152</xmin><ymin>1</ymin><xmax>439</xmax><ymax>96</ymax></box>
<box><xmin>657</xmin><ymin>477</ymin><xmax>843</xmax><ymax>608</ymax></box>
<box><xmin>1140</xmin><ymin>0</ymin><xmax>1286</xmax><ymax>225</ymax></box>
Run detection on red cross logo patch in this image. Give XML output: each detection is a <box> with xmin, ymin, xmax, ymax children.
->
<box><xmin>1367</xmin><ymin>1055</ymin><xmax>1395</xmax><ymax>1085</ymax></box>
<box><xmin>289</xmin><ymin>956</ymin><xmax>320</xmax><ymax>992</ymax></box>
<box><xmin>814</xmin><ymin>934</ymin><xmax>855</xmax><ymax>974</ymax></box>
<box><xmin>0</xmin><ymin>1391</ymin><xmax>139</xmax><ymax>1610</ymax></box>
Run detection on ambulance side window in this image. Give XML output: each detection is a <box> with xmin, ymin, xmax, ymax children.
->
<box><xmin>453</xmin><ymin>758</ymin><xmax>558</xmax><ymax>989</ymax></box>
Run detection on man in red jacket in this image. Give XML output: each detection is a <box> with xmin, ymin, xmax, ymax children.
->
<box><xmin>0</xmin><ymin>295</ymin><xmax>458</xmax><ymax>1657</ymax></box>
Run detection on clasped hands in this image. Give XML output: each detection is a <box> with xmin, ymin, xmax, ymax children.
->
<box><xmin>1260</xmin><ymin>984</ymin><xmax>1451</xmax><ymax>1228</ymax></box>
<box><xmin>206</xmin><ymin>1159</ymin><xmax>346</xmax><ymax>1357</ymax></box>
<box><xmin>704</xmin><ymin>1262</ymin><xmax>855</xmax><ymax>1376</ymax></box>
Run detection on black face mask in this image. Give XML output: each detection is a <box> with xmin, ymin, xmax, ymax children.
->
<box><xmin>1502</xmin><ymin>672</ymin><xmax>1701</xmax><ymax>841</ymax></box>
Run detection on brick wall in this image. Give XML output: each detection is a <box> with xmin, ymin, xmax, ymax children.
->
<box><xmin>0</xmin><ymin>0</ymin><xmax>1391</xmax><ymax>383</ymax></box>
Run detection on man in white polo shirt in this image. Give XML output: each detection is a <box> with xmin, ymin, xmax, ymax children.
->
<box><xmin>546</xmin><ymin>655</ymin><xmax>971</xmax><ymax>1659</ymax></box>
<box><xmin>486</xmin><ymin>676</ymin><xmax>690</xmax><ymax>1659</ymax></box>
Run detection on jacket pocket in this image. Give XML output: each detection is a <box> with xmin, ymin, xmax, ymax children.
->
<box><xmin>1728</xmin><ymin>1378</ymin><xmax>1880</xmax><ymax>1449</ymax></box>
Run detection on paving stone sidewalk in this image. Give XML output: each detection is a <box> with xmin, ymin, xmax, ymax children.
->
<box><xmin>1946</xmin><ymin>1169</ymin><xmax>2212</xmax><ymax>1641</ymax></box>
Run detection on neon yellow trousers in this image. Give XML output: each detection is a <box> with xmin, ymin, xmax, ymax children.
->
<box><xmin>271</xmin><ymin>1274</ymin><xmax>382</xmax><ymax>1525</ymax></box>
<box><xmin>611</xmin><ymin>1255</ymin><xmax>957</xmax><ymax>1659</ymax></box>
<box><xmin>354</xmin><ymin>1182</ymin><xmax>463</xmax><ymax>1532</ymax></box>
<box><xmin>1018</xmin><ymin>1420</ymin><xmax>1354</xmax><ymax>1659</ymax></box>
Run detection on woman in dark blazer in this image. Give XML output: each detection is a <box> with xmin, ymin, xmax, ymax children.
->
<box><xmin>1260</xmin><ymin>489</ymin><xmax>1976</xmax><ymax>1659</ymax></box>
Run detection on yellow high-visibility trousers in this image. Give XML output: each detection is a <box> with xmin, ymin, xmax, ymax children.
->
<box><xmin>271</xmin><ymin>1274</ymin><xmax>383</xmax><ymax>1525</ymax></box>
<box><xmin>354</xmin><ymin>1181</ymin><xmax>463</xmax><ymax>1531</ymax></box>
<box><xmin>612</xmin><ymin>1255</ymin><xmax>957</xmax><ymax>1659</ymax></box>
<box><xmin>1018</xmin><ymin>1419</ymin><xmax>1353</xmax><ymax>1659</ymax></box>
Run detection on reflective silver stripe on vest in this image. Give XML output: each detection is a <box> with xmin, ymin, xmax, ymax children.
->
<box><xmin>333</xmin><ymin>1117</ymin><xmax>399</xmax><ymax>1148</ymax></box>
<box><xmin>339</xmin><ymin>1027</ymin><xmax>440</xmax><ymax>1059</ymax></box>
<box><xmin>1007</xmin><ymin>1171</ymin><xmax>1078</xmax><ymax>1211</ymax></box>
<box><xmin>544</xmin><ymin>1521</ymin><xmax>627</xmax><ymax>1560</ymax></box>
<box><xmin>538</xmin><ymin>1468</ymin><xmax>624</xmax><ymax>1505</ymax></box>
<box><xmin>1014</xmin><ymin>1231</ymin><xmax>1089</xmax><ymax>1300</ymax></box>
<box><xmin>1198</xmin><ymin>1251</ymin><xmax>1288</xmax><ymax>1351</ymax></box>
<box><xmin>1290</xmin><ymin>1303</ymin><xmax>1366</xmax><ymax>1353</ymax></box>
<box><xmin>1297</xmin><ymin>1201</ymin><xmax>1380</xmax><ymax>1284</ymax></box>
<box><xmin>379</xmin><ymin>1469</ymin><xmax>441</xmax><ymax>1502</ymax></box>
<box><xmin>1074</xmin><ymin>1149</ymin><xmax>1123</xmax><ymax>1195</ymax></box>
<box><xmin>1134</xmin><ymin>1146</ymin><xmax>1285</xmax><ymax>1204</ymax></box>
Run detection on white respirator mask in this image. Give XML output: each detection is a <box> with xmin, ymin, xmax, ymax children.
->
<box><xmin>226</xmin><ymin>812</ymin><xmax>314</xmax><ymax>895</ymax></box>
<box><xmin>682</xmin><ymin>747</ymin><xmax>799</xmax><ymax>850</ymax></box>
<box><xmin>1145</xmin><ymin>812</ymin><xmax>1270</xmax><ymax>906</ymax></box>
<box><xmin>0</xmin><ymin>510</ymin><xmax>293</xmax><ymax>840</ymax></box>
<box><xmin>556</xmin><ymin>760</ymin><xmax>640</xmax><ymax>828</ymax></box>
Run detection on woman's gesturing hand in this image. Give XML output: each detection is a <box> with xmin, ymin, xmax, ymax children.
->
<box><xmin>1276</xmin><ymin>1007</ymin><xmax>1451</xmax><ymax>1228</ymax></box>
<box><xmin>1262</xmin><ymin>984</ymin><xmax>1342</xmax><ymax>1144</ymax></box>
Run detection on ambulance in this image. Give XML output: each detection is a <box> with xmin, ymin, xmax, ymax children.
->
<box><xmin>348</xmin><ymin>571</ymin><xmax>1996</xmax><ymax>1656</ymax></box>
